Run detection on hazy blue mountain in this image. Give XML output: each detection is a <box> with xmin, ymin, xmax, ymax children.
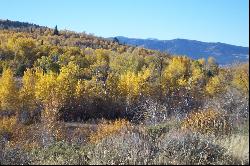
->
<box><xmin>114</xmin><ymin>36</ymin><xmax>249</xmax><ymax>65</ymax></box>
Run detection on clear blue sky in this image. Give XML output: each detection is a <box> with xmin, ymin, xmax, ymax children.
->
<box><xmin>0</xmin><ymin>0</ymin><xmax>249</xmax><ymax>46</ymax></box>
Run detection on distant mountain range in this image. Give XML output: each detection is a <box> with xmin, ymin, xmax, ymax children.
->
<box><xmin>114</xmin><ymin>36</ymin><xmax>249</xmax><ymax>65</ymax></box>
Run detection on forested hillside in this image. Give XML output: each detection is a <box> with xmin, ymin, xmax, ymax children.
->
<box><xmin>0</xmin><ymin>19</ymin><xmax>249</xmax><ymax>165</ymax></box>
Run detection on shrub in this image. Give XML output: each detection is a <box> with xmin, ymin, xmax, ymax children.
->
<box><xmin>146</xmin><ymin>123</ymin><xmax>170</xmax><ymax>140</ymax></box>
<box><xmin>156</xmin><ymin>131</ymin><xmax>241</xmax><ymax>165</ymax></box>
<box><xmin>146</xmin><ymin>118</ymin><xmax>181</xmax><ymax>141</ymax></box>
<box><xmin>9</xmin><ymin>124</ymin><xmax>43</xmax><ymax>151</ymax></box>
<box><xmin>88</xmin><ymin>128</ymin><xmax>156</xmax><ymax>165</ymax></box>
<box><xmin>1</xmin><ymin>145</ymin><xmax>31</xmax><ymax>165</ymax></box>
<box><xmin>204</xmin><ymin>88</ymin><xmax>249</xmax><ymax>133</ymax></box>
<box><xmin>15</xmin><ymin>64</ymin><xmax>26</xmax><ymax>77</ymax></box>
<box><xmin>0</xmin><ymin>117</ymin><xmax>17</xmax><ymax>140</ymax></box>
<box><xmin>132</xmin><ymin>99</ymin><xmax>168</xmax><ymax>125</ymax></box>
<box><xmin>182</xmin><ymin>108</ymin><xmax>232</xmax><ymax>135</ymax></box>
<box><xmin>89</xmin><ymin>119</ymin><xmax>130</xmax><ymax>144</ymax></box>
<box><xmin>214</xmin><ymin>134</ymin><xmax>249</xmax><ymax>165</ymax></box>
<box><xmin>29</xmin><ymin>141</ymin><xmax>88</xmax><ymax>165</ymax></box>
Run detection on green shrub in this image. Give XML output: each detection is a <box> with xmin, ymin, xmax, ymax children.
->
<box><xmin>146</xmin><ymin>123</ymin><xmax>170</xmax><ymax>140</ymax></box>
<box><xmin>15</xmin><ymin>64</ymin><xmax>26</xmax><ymax>77</ymax></box>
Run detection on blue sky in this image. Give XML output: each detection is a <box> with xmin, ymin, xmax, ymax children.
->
<box><xmin>0</xmin><ymin>0</ymin><xmax>249</xmax><ymax>46</ymax></box>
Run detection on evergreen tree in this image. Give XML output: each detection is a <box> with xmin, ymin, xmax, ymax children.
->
<box><xmin>53</xmin><ymin>25</ymin><xmax>59</xmax><ymax>35</ymax></box>
<box><xmin>113</xmin><ymin>37</ymin><xmax>119</xmax><ymax>44</ymax></box>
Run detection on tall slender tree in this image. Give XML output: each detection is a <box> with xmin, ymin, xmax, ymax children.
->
<box><xmin>53</xmin><ymin>25</ymin><xmax>59</xmax><ymax>35</ymax></box>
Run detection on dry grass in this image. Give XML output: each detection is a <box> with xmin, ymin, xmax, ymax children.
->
<box><xmin>214</xmin><ymin>134</ymin><xmax>249</xmax><ymax>164</ymax></box>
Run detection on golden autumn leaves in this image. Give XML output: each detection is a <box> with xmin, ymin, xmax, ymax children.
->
<box><xmin>0</xmin><ymin>48</ymin><xmax>248</xmax><ymax>145</ymax></box>
<box><xmin>0</xmin><ymin>55</ymin><xmax>248</xmax><ymax>117</ymax></box>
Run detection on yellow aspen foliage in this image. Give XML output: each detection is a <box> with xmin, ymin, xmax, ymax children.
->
<box><xmin>197</xmin><ymin>58</ymin><xmax>206</xmax><ymax>67</ymax></box>
<box><xmin>190</xmin><ymin>63</ymin><xmax>204</xmax><ymax>84</ymax></box>
<box><xmin>34</xmin><ymin>69</ymin><xmax>59</xmax><ymax>143</ymax></box>
<box><xmin>232</xmin><ymin>63</ymin><xmax>249</xmax><ymax>95</ymax></box>
<box><xmin>95</xmin><ymin>49</ymin><xmax>110</xmax><ymax>63</ymax></box>
<box><xmin>7</xmin><ymin>37</ymin><xmax>37</xmax><ymax>62</ymax></box>
<box><xmin>118</xmin><ymin>71</ymin><xmax>140</xmax><ymax>102</ymax></box>
<box><xmin>138</xmin><ymin>68</ymin><xmax>152</xmax><ymax>96</ymax></box>
<box><xmin>35</xmin><ymin>70</ymin><xmax>58</xmax><ymax>144</ymax></box>
<box><xmin>35</xmin><ymin>71</ymin><xmax>58</xmax><ymax>109</ymax></box>
<box><xmin>105</xmin><ymin>73</ymin><xmax>120</xmax><ymax>101</ymax></box>
<box><xmin>34</xmin><ymin>67</ymin><xmax>44</xmax><ymax>82</ymax></box>
<box><xmin>56</xmin><ymin>62</ymin><xmax>79</xmax><ymax>102</ymax></box>
<box><xmin>163</xmin><ymin>56</ymin><xmax>191</xmax><ymax>90</ymax></box>
<box><xmin>75</xmin><ymin>79</ymin><xmax>86</xmax><ymax>99</ymax></box>
<box><xmin>178</xmin><ymin>78</ymin><xmax>188</xmax><ymax>86</ymax></box>
<box><xmin>20</xmin><ymin>68</ymin><xmax>37</xmax><ymax>111</ymax></box>
<box><xmin>205</xmin><ymin>75</ymin><xmax>225</xmax><ymax>97</ymax></box>
<box><xmin>86</xmin><ymin>77</ymin><xmax>106</xmax><ymax>99</ymax></box>
<box><xmin>89</xmin><ymin>49</ymin><xmax>110</xmax><ymax>82</ymax></box>
<box><xmin>34</xmin><ymin>64</ymin><xmax>79</xmax><ymax>145</ymax></box>
<box><xmin>35</xmin><ymin>62</ymin><xmax>79</xmax><ymax>110</ymax></box>
<box><xmin>0</xmin><ymin>116</ymin><xmax>17</xmax><ymax>135</ymax></box>
<box><xmin>118</xmin><ymin>69</ymin><xmax>151</xmax><ymax>103</ymax></box>
<box><xmin>0</xmin><ymin>68</ymin><xmax>19</xmax><ymax>112</ymax></box>
<box><xmin>75</xmin><ymin>78</ymin><xmax>104</xmax><ymax>103</ymax></box>
<box><xmin>109</xmin><ymin>53</ymin><xmax>144</xmax><ymax>74</ymax></box>
<box><xmin>187</xmin><ymin>61</ymin><xmax>205</xmax><ymax>92</ymax></box>
<box><xmin>117</xmin><ymin>46</ymin><xmax>126</xmax><ymax>54</ymax></box>
<box><xmin>165</xmin><ymin>56</ymin><xmax>190</xmax><ymax>78</ymax></box>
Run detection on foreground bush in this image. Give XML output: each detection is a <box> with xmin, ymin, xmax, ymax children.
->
<box><xmin>0</xmin><ymin>117</ymin><xmax>17</xmax><ymax>141</ymax></box>
<box><xmin>1</xmin><ymin>129</ymin><xmax>246</xmax><ymax>165</ymax></box>
<box><xmin>214</xmin><ymin>134</ymin><xmax>249</xmax><ymax>165</ymax></box>
<box><xmin>29</xmin><ymin>141</ymin><xmax>88</xmax><ymax>165</ymax></box>
<box><xmin>156</xmin><ymin>132</ymin><xmax>241</xmax><ymax>165</ymax></box>
<box><xmin>87</xmin><ymin>129</ymin><xmax>242</xmax><ymax>165</ymax></box>
<box><xmin>182</xmin><ymin>108</ymin><xmax>232</xmax><ymax>136</ymax></box>
<box><xmin>87</xmin><ymin>129</ymin><xmax>156</xmax><ymax>165</ymax></box>
<box><xmin>1</xmin><ymin>146</ymin><xmax>31</xmax><ymax>165</ymax></box>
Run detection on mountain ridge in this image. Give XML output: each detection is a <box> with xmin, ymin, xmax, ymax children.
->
<box><xmin>113</xmin><ymin>36</ymin><xmax>249</xmax><ymax>65</ymax></box>
<box><xmin>115</xmin><ymin>36</ymin><xmax>248</xmax><ymax>47</ymax></box>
